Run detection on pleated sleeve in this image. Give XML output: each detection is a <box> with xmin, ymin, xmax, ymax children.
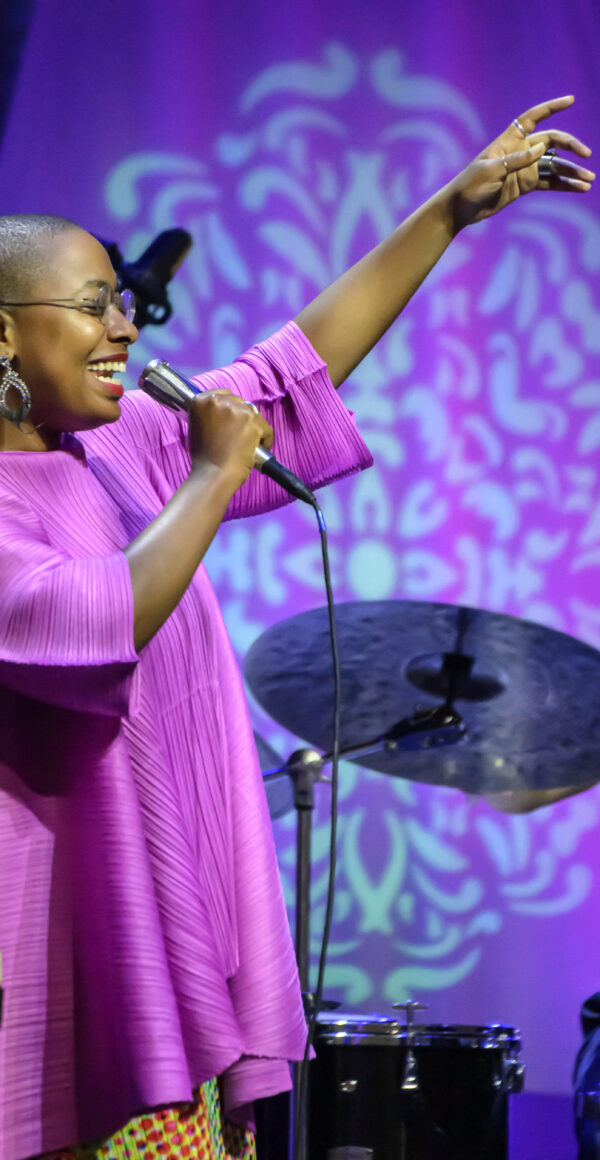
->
<box><xmin>0</xmin><ymin>495</ymin><xmax>139</xmax><ymax>716</ymax></box>
<box><xmin>116</xmin><ymin>321</ymin><xmax>372</xmax><ymax>517</ymax></box>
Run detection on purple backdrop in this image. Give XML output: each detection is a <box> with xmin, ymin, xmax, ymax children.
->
<box><xmin>2</xmin><ymin>0</ymin><xmax>600</xmax><ymax>1136</ymax></box>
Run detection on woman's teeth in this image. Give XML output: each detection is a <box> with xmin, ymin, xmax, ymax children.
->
<box><xmin>89</xmin><ymin>361</ymin><xmax>126</xmax><ymax>383</ymax></box>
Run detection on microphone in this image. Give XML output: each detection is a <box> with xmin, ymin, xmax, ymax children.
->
<box><xmin>138</xmin><ymin>358</ymin><xmax>317</xmax><ymax>506</ymax></box>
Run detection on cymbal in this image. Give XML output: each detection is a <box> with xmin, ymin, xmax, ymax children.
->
<box><xmin>244</xmin><ymin>602</ymin><xmax>600</xmax><ymax>795</ymax></box>
<box><xmin>253</xmin><ymin>731</ymin><xmax>294</xmax><ymax>819</ymax></box>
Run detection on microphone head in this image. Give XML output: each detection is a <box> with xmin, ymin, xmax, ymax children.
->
<box><xmin>138</xmin><ymin>359</ymin><xmax>199</xmax><ymax>412</ymax></box>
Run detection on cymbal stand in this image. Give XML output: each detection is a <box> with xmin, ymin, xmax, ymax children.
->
<box><xmin>263</xmin><ymin>708</ymin><xmax>464</xmax><ymax>988</ymax></box>
<box><xmin>261</xmin><ymin>711</ymin><xmax>464</xmax><ymax>1160</ymax></box>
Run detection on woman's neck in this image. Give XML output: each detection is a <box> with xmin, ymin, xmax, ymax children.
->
<box><xmin>0</xmin><ymin>417</ymin><xmax>61</xmax><ymax>451</ymax></box>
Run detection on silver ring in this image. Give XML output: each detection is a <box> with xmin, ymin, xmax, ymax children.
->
<box><xmin>243</xmin><ymin>400</ymin><xmax>259</xmax><ymax>415</ymax></box>
<box><xmin>513</xmin><ymin>117</ymin><xmax>528</xmax><ymax>137</ymax></box>
<box><xmin>538</xmin><ymin>150</ymin><xmax>557</xmax><ymax>180</ymax></box>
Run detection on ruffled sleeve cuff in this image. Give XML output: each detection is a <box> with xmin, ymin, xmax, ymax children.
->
<box><xmin>0</xmin><ymin>527</ymin><xmax>139</xmax><ymax>718</ymax></box>
<box><xmin>192</xmin><ymin>321</ymin><xmax>373</xmax><ymax>520</ymax></box>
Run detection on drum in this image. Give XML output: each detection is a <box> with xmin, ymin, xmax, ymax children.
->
<box><xmin>309</xmin><ymin>1014</ymin><xmax>524</xmax><ymax>1160</ymax></box>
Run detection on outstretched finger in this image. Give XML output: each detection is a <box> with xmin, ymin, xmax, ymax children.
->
<box><xmin>540</xmin><ymin>174</ymin><xmax>593</xmax><ymax>193</ymax></box>
<box><xmin>502</xmin><ymin>141</ymin><xmax>546</xmax><ymax>175</ymax></box>
<box><xmin>537</xmin><ymin>155</ymin><xmax>595</xmax><ymax>192</ymax></box>
<box><xmin>528</xmin><ymin>128</ymin><xmax>592</xmax><ymax>158</ymax></box>
<box><xmin>548</xmin><ymin>156</ymin><xmax>595</xmax><ymax>181</ymax></box>
<box><xmin>515</xmin><ymin>94</ymin><xmax>574</xmax><ymax>134</ymax></box>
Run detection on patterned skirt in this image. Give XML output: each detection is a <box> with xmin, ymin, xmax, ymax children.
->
<box><xmin>35</xmin><ymin>1079</ymin><xmax>256</xmax><ymax>1160</ymax></box>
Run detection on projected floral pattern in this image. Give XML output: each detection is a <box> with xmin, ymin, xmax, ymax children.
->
<box><xmin>103</xmin><ymin>44</ymin><xmax>600</xmax><ymax>1006</ymax></box>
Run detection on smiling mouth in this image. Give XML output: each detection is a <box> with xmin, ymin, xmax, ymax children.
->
<box><xmin>88</xmin><ymin>359</ymin><xmax>127</xmax><ymax>385</ymax></box>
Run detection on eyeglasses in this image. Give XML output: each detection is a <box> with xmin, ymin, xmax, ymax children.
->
<box><xmin>0</xmin><ymin>284</ymin><xmax>136</xmax><ymax>325</ymax></box>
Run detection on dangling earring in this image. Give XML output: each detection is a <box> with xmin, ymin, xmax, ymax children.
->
<box><xmin>0</xmin><ymin>355</ymin><xmax>31</xmax><ymax>426</ymax></box>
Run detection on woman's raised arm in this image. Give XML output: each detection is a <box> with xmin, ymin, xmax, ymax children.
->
<box><xmin>295</xmin><ymin>95</ymin><xmax>594</xmax><ymax>388</ymax></box>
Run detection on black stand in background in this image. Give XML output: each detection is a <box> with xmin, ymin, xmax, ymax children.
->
<box><xmin>256</xmin><ymin>749</ymin><xmax>328</xmax><ymax>1160</ymax></box>
<box><xmin>575</xmin><ymin>992</ymin><xmax>600</xmax><ymax>1159</ymax></box>
<box><xmin>255</xmin><ymin>1092</ymin><xmax>290</xmax><ymax>1160</ymax></box>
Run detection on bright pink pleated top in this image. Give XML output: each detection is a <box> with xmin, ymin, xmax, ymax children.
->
<box><xmin>0</xmin><ymin>323</ymin><xmax>372</xmax><ymax>1160</ymax></box>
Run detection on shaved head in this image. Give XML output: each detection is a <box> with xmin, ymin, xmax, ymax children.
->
<box><xmin>0</xmin><ymin>214</ymin><xmax>81</xmax><ymax>302</ymax></box>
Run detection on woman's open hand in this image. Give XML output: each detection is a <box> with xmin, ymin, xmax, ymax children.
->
<box><xmin>295</xmin><ymin>96</ymin><xmax>595</xmax><ymax>387</ymax></box>
<box><xmin>448</xmin><ymin>95</ymin><xmax>595</xmax><ymax>232</ymax></box>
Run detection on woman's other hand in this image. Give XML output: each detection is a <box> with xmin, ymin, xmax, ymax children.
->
<box><xmin>449</xmin><ymin>95</ymin><xmax>595</xmax><ymax>232</ymax></box>
<box><xmin>295</xmin><ymin>95</ymin><xmax>595</xmax><ymax>387</ymax></box>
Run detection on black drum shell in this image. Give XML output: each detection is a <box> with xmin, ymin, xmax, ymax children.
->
<box><xmin>309</xmin><ymin>1018</ymin><xmax>523</xmax><ymax>1160</ymax></box>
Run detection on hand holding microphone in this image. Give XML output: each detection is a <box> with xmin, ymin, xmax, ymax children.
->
<box><xmin>139</xmin><ymin>359</ymin><xmax>317</xmax><ymax>506</ymax></box>
<box><xmin>188</xmin><ymin>389</ymin><xmax>274</xmax><ymax>489</ymax></box>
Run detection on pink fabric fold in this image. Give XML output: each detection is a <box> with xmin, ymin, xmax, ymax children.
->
<box><xmin>0</xmin><ymin>479</ymin><xmax>138</xmax><ymax>717</ymax></box>
<box><xmin>0</xmin><ymin>322</ymin><xmax>371</xmax><ymax>1159</ymax></box>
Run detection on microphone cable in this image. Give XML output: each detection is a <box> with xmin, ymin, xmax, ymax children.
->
<box><xmin>292</xmin><ymin>499</ymin><xmax>341</xmax><ymax>1160</ymax></box>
